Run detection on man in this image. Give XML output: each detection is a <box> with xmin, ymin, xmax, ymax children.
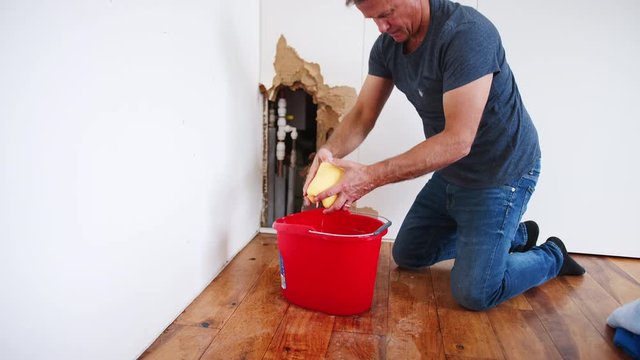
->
<box><xmin>302</xmin><ymin>0</ymin><xmax>585</xmax><ymax>311</ymax></box>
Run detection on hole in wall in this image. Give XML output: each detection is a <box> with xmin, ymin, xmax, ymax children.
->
<box><xmin>260</xmin><ymin>36</ymin><xmax>357</xmax><ymax>227</ymax></box>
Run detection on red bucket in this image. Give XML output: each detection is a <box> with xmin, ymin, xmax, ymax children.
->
<box><xmin>273</xmin><ymin>209</ymin><xmax>391</xmax><ymax>316</ymax></box>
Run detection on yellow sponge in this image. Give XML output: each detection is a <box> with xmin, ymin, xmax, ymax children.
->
<box><xmin>306</xmin><ymin>162</ymin><xmax>344</xmax><ymax>208</ymax></box>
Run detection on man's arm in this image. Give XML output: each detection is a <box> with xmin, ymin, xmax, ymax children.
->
<box><xmin>367</xmin><ymin>72</ymin><xmax>493</xmax><ymax>187</ymax></box>
<box><xmin>321</xmin><ymin>75</ymin><xmax>394</xmax><ymax>158</ymax></box>
<box><xmin>302</xmin><ymin>75</ymin><xmax>394</xmax><ymax>198</ymax></box>
<box><xmin>319</xmin><ymin>73</ymin><xmax>493</xmax><ymax>212</ymax></box>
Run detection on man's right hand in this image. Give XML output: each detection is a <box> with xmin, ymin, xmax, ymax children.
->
<box><xmin>302</xmin><ymin>148</ymin><xmax>334</xmax><ymax>207</ymax></box>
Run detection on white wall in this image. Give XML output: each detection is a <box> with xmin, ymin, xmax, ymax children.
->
<box><xmin>260</xmin><ymin>0</ymin><xmax>639</xmax><ymax>257</ymax></box>
<box><xmin>0</xmin><ymin>1</ymin><xmax>262</xmax><ymax>359</ymax></box>
<box><xmin>478</xmin><ymin>0</ymin><xmax>640</xmax><ymax>257</ymax></box>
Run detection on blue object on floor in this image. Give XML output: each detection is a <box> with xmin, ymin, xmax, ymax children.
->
<box><xmin>608</xmin><ymin>299</ymin><xmax>640</xmax><ymax>334</ymax></box>
<box><xmin>614</xmin><ymin>328</ymin><xmax>640</xmax><ymax>360</ymax></box>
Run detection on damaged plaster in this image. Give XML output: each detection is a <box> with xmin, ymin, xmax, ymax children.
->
<box><xmin>267</xmin><ymin>35</ymin><xmax>357</xmax><ymax>149</ymax></box>
<box><xmin>260</xmin><ymin>36</ymin><xmax>380</xmax><ymax>223</ymax></box>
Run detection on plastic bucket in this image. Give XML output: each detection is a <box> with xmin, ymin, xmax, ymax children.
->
<box><xmin>273</xmin><ymin>209</ymin><xmax>391</xmax><ymax>316</ymax></box>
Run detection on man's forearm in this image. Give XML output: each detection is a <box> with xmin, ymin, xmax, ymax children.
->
<box><xmin>321</xmin><ymin>107</ymin><xmax>375</xmax><ymax>159</ymax></box>
<box><xmin>367</xmin><ymin>131</ymin><xmax>471</xmax><ymax>188</ymax></box>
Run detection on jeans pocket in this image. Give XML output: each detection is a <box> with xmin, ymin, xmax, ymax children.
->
<box><xmin>522</xmin><ymin>158</ymin><xmax>541</xmax><ymax>183</ymax></box>
<box><xmin>518</xmin><ymin>160</ymin><xmax>540</xmax><ymax>218</ymax></box>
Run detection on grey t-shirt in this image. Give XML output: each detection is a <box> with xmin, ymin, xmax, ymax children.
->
<box><xmin>369</xmin><ymin>0</ymin><xmax>540</xmax><ymax>187</ymax></box>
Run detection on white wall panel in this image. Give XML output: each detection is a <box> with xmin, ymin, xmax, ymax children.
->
<box><xmin>260</xmin><ymin>0</ymin><xmax>365</xmax><ymax>89</ymax></box>
<box><xmin>0</xmin><ymin>1</ymin><xmax>262</xmax><ymax>358</ymax></box>
<box><xmin>479</xmin><ymin>0</ymin><xmax>640</xmax><ymax>256</ymax></box>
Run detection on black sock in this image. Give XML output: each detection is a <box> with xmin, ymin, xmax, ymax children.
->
<box><xmin>524</xmin><ymin>221</ymin><xmax>539</xmax><ymax>251</ymax></box>
<box><xmin>513</xmin><ymin>221</ymin><xmax>539</xmax><ymax>252</ymax></box>
<box><xmin>547</xmin><ymin>236</ymin><xmax>586</xmax><ymax>276</ymax></box>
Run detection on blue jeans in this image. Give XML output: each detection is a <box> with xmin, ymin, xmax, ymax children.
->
<box><xmin>392</xmin><ymin>158</ymin><xmax>563</xmax><ymax>311</ymax></box>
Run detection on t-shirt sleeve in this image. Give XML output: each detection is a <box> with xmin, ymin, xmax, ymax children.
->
<box><xmin>441</xmin><ymin>20</ymin><xmax>501</xmax><ymax>93</ymax></box>
<box><xmin>368</xmin><ymin>35</ymin><xmax>392</xmax><ymax>79</ymax></box>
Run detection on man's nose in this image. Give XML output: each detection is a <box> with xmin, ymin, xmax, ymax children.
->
<box><xmin>373</xmin><ymin>18</ymin><xmax>390</xmax><ymax>33</ymax></box>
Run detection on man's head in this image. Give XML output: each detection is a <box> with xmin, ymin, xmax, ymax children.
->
<box><xmin>347</xmin><ymin>0</ymin><xmax>424</xmax><ymax>44</ymax></box>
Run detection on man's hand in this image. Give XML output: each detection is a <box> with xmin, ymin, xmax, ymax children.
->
<box><xmin>302</xmin><ymin>148</ymin><xmax>334</xmax><ymax>207</ymax></box>
<box><xmin>316</xmin><ymin>157</ymin><xmax>377</xmax><ymax>214</ymax></box>
<box><xmin>301</xmin><ymin>75</ymin><xmax>393</xmax><ymax>209</ymax></box>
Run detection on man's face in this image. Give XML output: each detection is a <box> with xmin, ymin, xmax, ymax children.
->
<box><xmin>356</xmin><ymin>0</ymin><xmax>421</xmax><ymax>43</ymax></box>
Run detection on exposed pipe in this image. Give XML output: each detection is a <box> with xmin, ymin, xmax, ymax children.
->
<box><xmin>267</xmin><ymin>106</ymin><xmax>276</xmax><ymax>225</ymax></box>
<box><xmin>274</xmin><ymin>97</ymin><xmax>288</xmax><ymax>219</ymax></box>
<box><xmin>276</xmin><ymin>98</ymin><xmax>287</xmax><ymax>177</ymax></box>
<box><xmin>286</xmin><ymin>126</ymin><xmax>298</xmax><ymax>215</ymax></box>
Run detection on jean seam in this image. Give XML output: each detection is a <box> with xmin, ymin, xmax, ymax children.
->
<box><xmin>546</xmin><ymin>241</ymin><xmax>563</xmax><ymax>276</ymax></box>
<box><xmin>482</xmin><ymin>182</ymin><xmax>517</xmax><ymax>304</ymax></box>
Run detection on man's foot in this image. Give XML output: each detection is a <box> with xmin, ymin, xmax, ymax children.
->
<box><xmin>513</xmin><ymin>221</ymin><xmax>539</xmax><ymax>252</ymax></box>
<box><xmin>546</xmin><ymin>236</ymin><xmax>586</xmax><ymax>276</ymax></box>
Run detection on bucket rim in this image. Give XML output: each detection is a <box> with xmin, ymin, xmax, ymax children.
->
<box><xmin>274</xmin><ymin>209</ymin><xmax>392</xmax><ymax>239</ymax></box>
<box><xmin>308</xmin><ymin>212</ymin><xmax>391</xmax><ymax>238</ymax></box>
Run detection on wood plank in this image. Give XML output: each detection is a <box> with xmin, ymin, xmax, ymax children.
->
<box><xmin>174</xmin><ymin>234</ymin><xmax>278</xmax><ymax>328</ymax></box>
<box><xmin>386</xmin><ymin>256</ymin><xmax>444</xmax><ymax>359</ymax></box>
<box><xmin>141</xmin><ymin>233</ymin><xmax>640</xmax><ymax>360</ymax></box>
<box><xmin>138</xmin><ymin>324</ymin><xmax>218</xmax><ymax>360</ymax></box>
<box><xmin>430</xmin><ymin>260</ymin><xmax>504</xmax><ymax>359</ymax></box>
<box><xmin>499</xmin><ymin>294</ymin><xmax>533</xmax><ymax>311</ymax></box>
<box><xmin>609</xmin><ymin>256</ymin><xmax>640</xmax><ymax>283</ymax></box>
<box><xmin>436</xmin><ymin>308</ymin><xmax>504</xmax><ymax>360</ymax></box>
<box><xmin>262</xmin><ymin>305</ymin><xmax>335</xmax><ymax>360</ymax></box>
<box><xmin>333</xmin><ymin>242</ymin><xmax>391</xmax><ymax>336</ymax></box>
<box><xmin>524</xmin><ymin>278</ymin><xmax>624</xmax><ymax>359</ymax></box>
<box><xmin>199</xmin><ymin>264</ymin><xmax>289</xmax><ymax>360</ymax></box>
<box><xmin>573</xmin><ymin>254</ymin><xmax>640</xmax><ymax>305</ymax></box>
<box><xmin>445</xmin><ymin>355</ymin><xmax>500</xmax><ymax>360</ymax></box>
<box><xmin>560</xmin><ymin>265</ymin><xmax>635</xmax><ymax>359</ymax></box>
<box><xmin>325</xmin><ymin>332</ymin><xmax>386</xmax><ymax>360</ymax></box>
<box><xmin>560</xmin><ymin>273</ymin><xmax>623</xmax><ymax>338</ymax></box>
<box><xmin>486</xmin><ymin>308</ymin><xmax>561</xmax><ymax>360</ymax></box>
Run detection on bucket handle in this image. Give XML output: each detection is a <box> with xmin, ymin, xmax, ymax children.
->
<box><xmin>307</xmin><ymin>212</ymin><xmax>392</xmax><ymax>238</ymax></box>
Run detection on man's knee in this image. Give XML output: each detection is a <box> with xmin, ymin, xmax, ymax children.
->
<box><xmin>450</xmin><ymin>273</ymin><xmax>495</xmax><ymax>311</ymax></box>
<box><xmin>391</xmin><ymin>241</ymin><xmax>419</xmax><ymax>269</ymax></box>
<box><xmin>451</xmin><ymin>288</ymin><xmax>493</xmax><ymax>311</ymax></box>
<box><xmin>391</xmin><ymin>240</ymin><xmax>437</xmax><ymax>270</ymax></box>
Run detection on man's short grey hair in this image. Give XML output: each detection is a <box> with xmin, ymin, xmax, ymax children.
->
<box><xmin>345</xmin><ymin>0</ymin><xmax>366</xmax><ymax>5</ymax></box>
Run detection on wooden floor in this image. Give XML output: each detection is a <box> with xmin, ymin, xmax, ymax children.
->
<box><xmin>140</xmin><ymin>233</ymin><xmax>639</xmax><ymax>360</ymax></box>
